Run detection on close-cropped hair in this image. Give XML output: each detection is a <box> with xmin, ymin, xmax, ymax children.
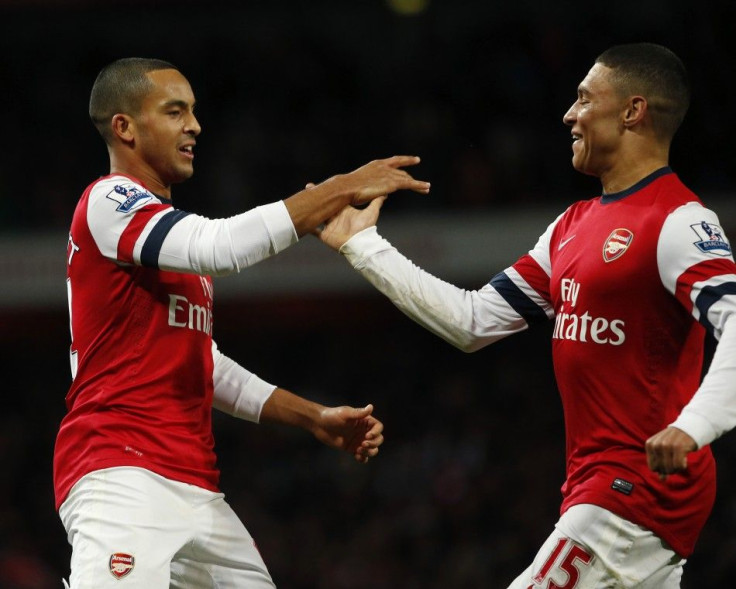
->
<box><xmin>89</xmin><ymin>57</ymin><xmax>178</xmax><ymax>143</ymax></box>
<box><xmin>595</xmin><ymin>43</ymin><xmax>690</xmax><ymax>141</ymax></box>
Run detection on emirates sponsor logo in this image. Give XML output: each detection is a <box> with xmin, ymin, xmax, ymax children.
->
<box><xmin>554</xmin><ymin>278</ymin><xmax>626</xmax><ymax>345</ymax></box>
<box><xmin>603</xmin><ymin>228</ymin><xmax>633</xmax><ymax>262</ymax></box>
<box><xmin>553</xmin><ymin>310</ymin><xmax>626</xmax><ymax>345</ymax></box>
<box><xmin>109</xmin><ymin>553</ymin><xmax>135</xmax><ymax>579</ymax></box>
<box><xmin>168</xmin><ymin>293</ymin><xmax>213</xmax><ymax>335</ymax></box>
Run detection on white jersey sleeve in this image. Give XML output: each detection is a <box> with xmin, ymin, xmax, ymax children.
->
<box><xmin>658</xmin><ymin>203</ymin><xmax>736</xmax><ymax>447</ymax></box>
<box><xmin>340</xmin><ymin>226</ymin><xmax>536</xmax><ymax>352</ymax></box>
<box><xmin>210</xmin><ymin>341</ymin><xmax>276</xmax><ymax>423</ymax></box>
<box><xmin>87</xmin><ymin>176</ymin><xmax>298</xmax><ymax>276</ymax></box>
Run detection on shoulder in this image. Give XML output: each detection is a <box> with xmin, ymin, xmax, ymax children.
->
<box><xmin>88</xmin><ymin>175</ymin><xmax>163</xmax><ymax>213</ymax></box>
<box><xmin>661</xmin><ymin>202</ymin><xmax>731</xmax><ymax>258</ymax></box>
<box><xmin>654</xmin><ymin>173</ymin><xmax>702</xmax><ymax>211</ymax></box>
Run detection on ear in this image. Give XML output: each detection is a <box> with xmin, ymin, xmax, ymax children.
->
<box><xmin>111</xmin><ymin>113</ymin><xmax>136</xmax><ymax>145</ymax></box>
<box><xmin>622</xmin><ymin>96</ymin><xmax>647</xmax><ymax>129</ymax></box>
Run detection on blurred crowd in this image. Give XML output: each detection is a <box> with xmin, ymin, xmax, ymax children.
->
<box><xmin>0</xmin><ymin>0</ymin><xmax>734</xmax><ymax>231</ymax></box>
<box><xmin>1</xmin><ymin>0</ymin><xmax>736</xmax><ymax>587</ymax></box>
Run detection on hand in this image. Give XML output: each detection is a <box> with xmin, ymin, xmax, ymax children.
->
<box><xmin>645</xmin><ymin>426</ymin><xmax>698</xmax><ymax>480</ymax></box>
<box><xmin>284</xmin><ymin>156</ymin><xmax>427</xmax><ymax>237</ymax></box>
<box><xmin>315</xmin><ymin>196</ymin><xmax>386</xmax><ymax>250</ymax></box>
<box><xmin>311</xmin><ymin>404</ymin><xmax>384</xmax><ymax>463</ymax></box>
<box><xmin>334</xmin><ymin>155</ymin><xmax>430</xmax><ymax>205</ymax></box>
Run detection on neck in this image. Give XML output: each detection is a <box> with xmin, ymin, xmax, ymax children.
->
<box><xmin>109</xmin><ymin>150</ymin><xmax>172</xmax><ymax>199</ymax></box>
<box><xmin>599</xmin><ymin>144</ymin><xmax>669</xmax><ymax>195</ymax></box>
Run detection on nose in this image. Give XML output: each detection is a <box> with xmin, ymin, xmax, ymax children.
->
<box><xmin>185</xmin><ymin>112</ymin><xmax>201</xmax><ymax>136</ymax></box>
<box><xmin>562</xmin><ymin>103</ymin><xmax>576</xmax><ymax>127</ymax></box>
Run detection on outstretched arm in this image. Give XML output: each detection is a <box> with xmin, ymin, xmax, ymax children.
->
<box><xmin>87</xmin><ymin>156</ymin><xmax>428</xmax><ymax>278</ymax></box>
<box><xmin>260</xmin><ymin>389</ymin><xmax>384</xmax><ymax>463</ymax></box>
<box><xmin>315</xmin><ymin>200</ymin><xmax>550</xmax><ymax>352</ymax></box>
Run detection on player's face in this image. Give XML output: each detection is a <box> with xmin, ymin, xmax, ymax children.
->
<box><xmin>562</xmin><ymin>64</ymin><xmax>627</xmax><ymax>178</ymax></box>
<box><xmin>133</xmin><ymin>69</ymin><xmax>201</xmax><ymax>188</ymax></box>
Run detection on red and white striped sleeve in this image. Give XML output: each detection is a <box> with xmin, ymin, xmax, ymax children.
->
<box><xmin>658</xmin><ymin>202</ymin><xmax>736</xmax><ymax>447</ymax></box>
<box><xmin>87</xmin><ymin>176</ymin><xmax>298</xmax><ymax>276</ymax></box>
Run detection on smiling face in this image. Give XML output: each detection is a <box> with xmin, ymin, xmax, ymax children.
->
<box><xmin>132</xmin><ymin>68</ymin><xmax>201</xmax><ymax>189</ymax></box>
<box><xmin>562</xmin><ymin>63</ymin><xmax>627</xmax><ymax>179</ymax></box>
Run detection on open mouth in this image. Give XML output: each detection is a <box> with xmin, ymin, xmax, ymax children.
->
<box><xmin>179</xmin><ymin>145</ymin><xmax>195</xmax><ymax>159</ymax></box>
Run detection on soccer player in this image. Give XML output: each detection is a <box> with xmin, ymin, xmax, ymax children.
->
<box><xmin>317</xmin><ymin>43</ymin><xmax>736</xmax><ymax>586</ymax></box>
<box><xmin>54</xmin><ymin>57</ymin><xmax>430</xmax><ymax>588</ymax></box>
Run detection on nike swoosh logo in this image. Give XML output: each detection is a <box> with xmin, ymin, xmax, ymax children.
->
<box><xmin>558</xmin><ymin>235</ymin><xmax>576</xmax><ymax>251</ymax></box>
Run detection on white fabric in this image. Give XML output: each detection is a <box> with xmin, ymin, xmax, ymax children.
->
<box><xmin>657</xmin><ymin>202</ymin><xmax>732</xmax><ymax>301</ymax></box>
<box><xmin>87</xmin><ymin>176</ymin><xmax>298</xmax><ymax>275</ymax></box>
<box><xmin>671</xmin><ymin>315</ymin><xmax>736</xmax><ymax>447</ymax></box>
<box><xmin>525</xmin><ymin>208</ymin><xmax>566</xmax><ymax>277</ymax></box>
<box><xmin>159</xmin><ymin>201</ymin><xmax>297</xmax><ymax>276</ymax></box>
<box><xmin>59</xmin><ymin>467</ymin><xmax>275</xmax><ymax>589</ymax></box>
<box><xmin>340</xmin><ymin>227</ymin><xmax>528</xmax><ymax>352</ymax></box>
<box><xmin>507</xmin><ymin>504</ymin><xmax>684</xmax><ymax>588</ymax></box>
<box><xmin>211</xmin><ymin>341</ymin><xmax>276</xmax><ymax>422</ymax></box>
<box><xmin>653</xmin><ymin>202</ymin><xmax>736</xmax><ymax>447</ymax></box>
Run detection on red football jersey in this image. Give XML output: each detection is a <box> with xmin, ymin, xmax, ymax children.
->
<box><xmin>54</xmin><ymin>175</ymin><xmax>221</xmax><ymax>509</ymax></box>
<box><xmin>341</xmin><ymin>167</ymin><xmax>736</xmax><ymax>558</ymax></box>
<box><xmin>500</xmin><ymin>168</ymin><xmax>735</xmax><ymax>556</ymax></box>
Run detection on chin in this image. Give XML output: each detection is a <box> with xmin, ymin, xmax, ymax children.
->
<box><xmin>171</xmin><ymin>167</ymin><xmax>195</xmax><ymax>184</ymax></box>
<box><xmin>571</xmin><ymin>157</ymin><xmax>597</xmax><ymax>178</ymax></box>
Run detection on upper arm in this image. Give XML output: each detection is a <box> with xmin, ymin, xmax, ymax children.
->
<box><xmin>87</xmin><ymin>178</ymin><xmax>188</xmax><ymax>267</ymax></box>
<box><xmin>658</xmin><ymin>203</ymin><xmax>736</xmax><ymax>339</ymax></box>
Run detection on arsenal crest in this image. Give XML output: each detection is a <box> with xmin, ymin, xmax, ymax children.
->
<box><xmin>109</xmin><ymin>553</ymin><xmax>135</xmax><ymax>580</ymax></box>
<box><xmin>603</xmin><ymin>228</ymin><xmax>633</xmax><ymax>262</ymax></box>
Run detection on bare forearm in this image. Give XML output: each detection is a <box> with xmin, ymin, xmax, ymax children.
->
<box><xmin>284</xmin><ymin>177</ymin><xmax>354</xmax><ymax>237</ymax></box>
<box><xmin>259</xmin><ymin>387</ymin><xmax>323</xmax><ymax>433</ymax></box>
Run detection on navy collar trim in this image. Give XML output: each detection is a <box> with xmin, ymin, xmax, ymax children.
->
<box><xmin>600</xmin><ymin>167</ymin><xmax>672</xmax><ymax>204</ymax></box>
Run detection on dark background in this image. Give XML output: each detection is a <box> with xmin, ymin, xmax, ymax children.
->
<box><xmin>1</xmin><ymin>0</ymin><xmax>736</xmax><ymax>587</ymax></box>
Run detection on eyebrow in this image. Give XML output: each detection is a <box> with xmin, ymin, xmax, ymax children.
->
<box><xmin>161</xmin><ymin>99</ymin><xmax>195</xmax><ymax>110</ymax></box>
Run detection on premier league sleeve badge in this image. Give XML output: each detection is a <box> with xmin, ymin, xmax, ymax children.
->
<box><xmin>691</xmin><ymin>221</ymin><xmax>732</xmax><ymax>257</ymax></box>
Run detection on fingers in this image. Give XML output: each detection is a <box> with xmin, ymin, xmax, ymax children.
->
<box><xmin>354</xmin><ymin>408</ymin><xmax>383</xmax><ymax>463</ymax></box>
<box><xmin>384</xmin><ymin>155</ymin><xmax>422</xmax><ymax>168</ymax></box>
<box><xmin>368</xmin><ymin>196</ymin><xmax>388</xmax><ymax>211</ymax></box>
<box><xmin>353</xmin><ymin>403</ymin><xmax>373</xmax><ymax>418</ymax></box>
<box><xmin>645</xmin><ymin>427</ymin><xmax>695</xmax><ymax>478</ymax></box>
<box><xmin>387</xmin><ymin>165</ymin><xmax>430</xmax><ymax>194</ymax></box>
<box><xmin>400</xmin><ymin>174</ymin><xmax>431</xmax><ymax>195</ymax></box>
<box><xmin>354</xmin><ymin>434</ymin><xmax>383</xmax><ymax>463</ymax></box>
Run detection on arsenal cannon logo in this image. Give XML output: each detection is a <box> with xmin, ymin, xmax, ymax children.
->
<box><xmin>109</xmin><ymin>553</ymin><xmax>135</xmax><ymax>580</ymax></box>
<box><xmin>603</xmin><ymin>228</ymin><xmax>634</xmax><ymax>262</ymax></box>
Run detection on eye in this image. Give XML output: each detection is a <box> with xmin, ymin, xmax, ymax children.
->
<box><xmin>167</xmin><ymin>109</ymin><xmax>182</xmax><ymax>118</ymax></box>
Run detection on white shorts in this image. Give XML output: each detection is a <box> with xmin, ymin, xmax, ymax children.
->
<box><xmin>506</xmin><ymin>504</ymin><xmax>684</xmax><ymax>588</ymax></box>
<box><xmin>58</xmin><ymin>467</ymin><xmax>275</xmax><ymax>589</ymax></box>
